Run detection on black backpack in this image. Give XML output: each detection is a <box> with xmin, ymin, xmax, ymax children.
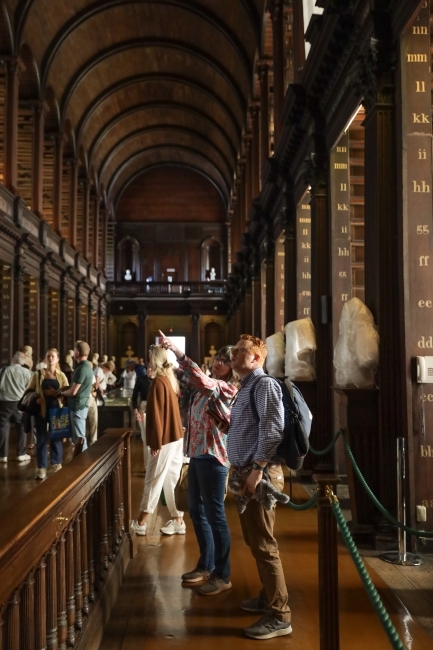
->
<box><xmin>250</xmin><ymin>376</ymin><xmax>312</xmax><ymax>471</ymax></box>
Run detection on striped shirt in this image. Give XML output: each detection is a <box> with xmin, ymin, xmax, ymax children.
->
<box><xmin>227</xmin><ymin>368</ymin><xmax>284</xmax><ymax>467</ymax></box>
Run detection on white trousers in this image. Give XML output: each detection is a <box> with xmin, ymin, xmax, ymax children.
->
<box><xmin>139</xmin><ymin>438</ymin><xmax>183</xmax><ymax>517</ymax></box>
<box><xmin>138</xmin><ymin>402</ymin><xmax>149</xmax><ymax>469</ymax></box>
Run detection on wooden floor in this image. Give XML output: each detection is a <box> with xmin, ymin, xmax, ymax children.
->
<box><xmin>98</xmin><ymin>437</ymin><xmax>433</xmax><ymax>650</ymax></box>
<box><xmin>0</xmin><ymin>430</ymin><xmax>74</xmax><ymax>511</ymax></box>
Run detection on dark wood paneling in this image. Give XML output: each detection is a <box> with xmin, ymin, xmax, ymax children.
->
<box><xmin>116</xmin><ymin>167</ymin><xmax>226</xmax><ymax>223</ymax></box>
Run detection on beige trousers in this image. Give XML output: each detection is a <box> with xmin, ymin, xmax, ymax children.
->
<box><xmin>86</xmin><ymin>394</ymin><xmax>98</xmax><ymax>445</ymax></box>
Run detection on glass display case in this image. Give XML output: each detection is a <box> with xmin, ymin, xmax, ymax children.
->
<box><xmin>98</xmin><ymin>388</ymin><xmax>133</xmax><ymax>437</ymax></box>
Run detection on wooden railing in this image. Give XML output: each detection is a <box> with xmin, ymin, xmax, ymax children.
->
<box><xmin>109</xmin><ymin>280</ymin><xmax>227</xmax><ymax>298</ymax></box>
<box><xmin>0</xmin><ymin>429</ymin><xmax>135</xmax><ymax>650</ymax></box>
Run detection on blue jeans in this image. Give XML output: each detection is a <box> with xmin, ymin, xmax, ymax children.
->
<box><xmin>188</xmin><ymin>456</ymin><xmax>230</xmax><ymax>580</ymax></box>
<box><xmin>70</xmin><ymin>407</ymin><xmax>88</xmax><ymax>451</ymax></box>
<box><xmin>35</xmin><ymin>414</ymin><xmax>62</xmax><ymax>469</ymax></box>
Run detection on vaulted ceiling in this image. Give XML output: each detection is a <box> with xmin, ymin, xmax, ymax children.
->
<box><xmin>1</xmin><ymin>0</ymin><xmax>266</xmax><ymax>211</ymax></box>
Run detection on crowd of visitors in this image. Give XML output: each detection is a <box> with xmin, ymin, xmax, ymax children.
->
<box><xmin>0</xmin><ymin>331</ymin><xmax>292</xmax><ymax>640</ymax></box>
<box><xmin>0</xmin><ymin>340</ymin><xmax>143</xmax><ymax>478</ymax></box>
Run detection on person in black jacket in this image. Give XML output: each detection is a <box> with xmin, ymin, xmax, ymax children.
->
<box><xmin>132</xmin><ymin>368</ymin><xmax>152</xmax><ymax>470</ymax></box>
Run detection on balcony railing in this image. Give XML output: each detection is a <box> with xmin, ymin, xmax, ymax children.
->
<box><xmin>0</xmin><ymin>429</ymin><xmax>134</xmax><ymax>650</ymax></box>
<box><xmin>109</xmin><ymin>281</ymin><xmax>227</xmax><ymax>298</ymax></box>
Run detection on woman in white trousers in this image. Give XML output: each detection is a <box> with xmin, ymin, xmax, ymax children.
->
<box><xmin>131</xmin><ymin>344</ymin><xmax>185</xmax><ymax>536</ymax></box>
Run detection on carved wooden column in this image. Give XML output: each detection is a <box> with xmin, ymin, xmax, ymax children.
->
<box><xmin>106</xmin><ymin>474</ymin><xmax>114</xmax><ymax>562</ymax></box>
<box><xmin>264</xmin><ymin>237</ymin><xmax>275</xmax><ymax>337</ymax></box>
<box><xmin>73</xmin><ymin>514</ymin><xmax>83</xmax><ymax>630</ymax></box>
<box><xmin>190</xmin><ymin>313</ymin><xmax>200</xmax><ymax>363</ymax></box>
<box><xmin>137</xmin><ymin>311</ymin><xmax>147</xmax><ymax>359</ymax></box>
<box><xmin>65</xmin><ymin>521</ymin><xmax>76</xmax><ymax>647</ymax></box>
<box><xmin>20</xmin><ymin>572</ymin><xmax>35</xmax><ymax>650</ymax></box>
<box><xmin>232</xmin><ymin>181</ymin><xmax>241</xmax><ymax>255</ymax></box>
<box><xmin>46</xmin><ymin>543</ymin><xmax>58</xmax><ymax>650</ymax></box>
<box><xmin>59</xmin><ymin>276</ymin><xmax>68</xmax><ymax>357</ymax></box>
<box><xmin>244</xmin><ymin>285</ymin><xmax>253</xmax><ymax>334</ymax></box>
<box><xmin>81</xmin><ymin>179</ymin><xmax>91</xmax><ymax>261</ymax></box>
<box><xmin>68</xmin><ymin>159</ymin><xmax>78</xmax><ymax>248</ymax></box>
<box><xmin>32</xmin><ymin>103</ymin><xmax>46</xmax><ymax>217</ymax></box>
<box><xmin>98</xmin><ymin>483</ymin><xmax>109</xmax><ymax>577</ymax></box>
<box><xmin>92</xmin><ymin>196</ymin><xmax>100</xmax><ymax>269</ymax></box>
<box><xmin>250</xmin><ymin>103</ymin><xmax>260</xmax><ymax>199</ymax></box>
<box><xmin>4</xmin><ymin>58</ymin><xmax>22</xmax><ymax>193</ymax></box>
<box><xmin>269</xmin><ymin>0</ymin><xmax>285</xmax><ymax>143</ymax></box>
<box><xmin>13</xmin><ymin>256</ymin><xmax>24</xmax><ymax>353</ymax></box>
<box><xmin>363</xmin><ymin>25</ymin><xmax>401</xmax><ymax>524</ymax></box>
<box><xmin>100</xmin><ymin>208</ymin><xmax>108</xmax><ymax>272</ymax></box>
<box><xmin>283</xmin><ymin>187</ymin><xmax>298</xmax><ymax>323</ymax></box>
<box><xmin>6</xmin><ymin>589</ymin><xmax>21</xmax><ymax>650</ymax></box>
<box><xmin>310</xmin><ymin>142</ymin><xmax>334</xmax><ymax>471</ymax></box>
<box><xmin>292</xmin><ymin>0</ymin><xmax>306</xmax><ymax>83</ymax></box>
<box><xmin>258</xmin><ymin>61</ymin><xmax>270</xmax><ymax>173</ymax></box>
<box><xmin>252</xmin><ymin>274</ymin><xmax>262</xmax><ymax>338</ymax></box>
<box><xmin>39</xmin><ymin>267</ymin><xmax>48</xmax><ymax>356</ymax></box>
<box><xmin>35</xmin><ymin>558</ymin><xmax>47</xmax><ymax>650</ymax></box>
<box><xmin>52</xmin><ymin>133</ymin><xmax>64</xmax><ymax>234</ymax></box>
<box><xmin>244</xmin><ymin>136</ymin><xmax>252</xmax><ymax>216</ymax></box>
<box><xmin>87</xmin><ymin>497</ymin><xmax>96</xmax><ymax>603</ymax></box>
<box><xmin>238</xmin><ymin>160</ymin><xmax>246</xmax><ymax>234</ymax></box>
<box><xmin>56</xmin><ymin>532</ymin><xmax>67</xmax><ymax>650</ymax></box>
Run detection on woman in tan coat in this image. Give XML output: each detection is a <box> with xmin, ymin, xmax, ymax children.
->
<box><xmin>131</xmin><ymin>344</ymin><xmax>184</xmax><ymax>536</ymax></box>
<box><xmin>27</xmin><ymin>348</ymin><xmax>69</xmax><ymax>480</ymax></box>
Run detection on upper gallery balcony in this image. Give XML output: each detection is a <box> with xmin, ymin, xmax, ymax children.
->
<box><xmin>108</xmin><ymin>280</ymin><xmax>227</xmax><ymax>300</ymax></box>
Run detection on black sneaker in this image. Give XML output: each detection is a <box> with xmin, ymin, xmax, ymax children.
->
<box><xmin>244</xmin><ymin>615</ymin><xmax>292</xmax><ymax>640</ymax></box>
<box><xmin>240</xmin><ymin>595</ymin><xmax>266</xmax><ymax>613</ymax></box>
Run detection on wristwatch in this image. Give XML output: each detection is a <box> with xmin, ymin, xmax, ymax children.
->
<box><xmin>252</xmin><ymin>462</ymin><xmax>265</xmax><ymax>471</ymax></box>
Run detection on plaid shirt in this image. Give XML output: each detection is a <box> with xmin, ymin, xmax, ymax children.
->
<box><xmin>227</xmin><ymin>368</ymin><xmax>284</xmax><ymax>467</ymax></box>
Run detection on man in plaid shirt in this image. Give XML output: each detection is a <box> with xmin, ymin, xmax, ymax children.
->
<box><xmin>227</xmin><ymin>334</ymin><xmax>292</xmax><ymax>640</ymax></box>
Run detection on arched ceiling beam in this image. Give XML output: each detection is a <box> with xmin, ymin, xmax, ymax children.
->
<box><xmin>115</xmin><ymin>162</ymin><xmax>227</xmax><ymax>213</ymax></box>
<box><xmin>88</xmin><ymin>101</ymin><xmax>238</xmax><ymax>165</ymax></box>
<box><xmin>239</xmin><ymin>0</ymin><xmax>261</xmax><ymax>46</ymax></box>
<box><xmin>15</xmin><ymin>0</ymin><xmax>253</xmax><ymax>87</ymax></box>
<box><xmin>0</xmin><ymin>1</ymin><xmax>14</xmax><ymax>54</ymax></box>
<box><xmin>108</xmin><ymin>144</ymin><xmax>230</xmax><ymax>204</ymax></box>
<box><xmin>60</xmin><ymin>38</ymin><xmax>246</xmax><ymax>119</ymax></box>
<box><xmin>76</xmin><ymin>73</ymin><xmax>242</xmax><ymax>147</ymax></box>
<box><xmin>99</xmin><ymin>125</ymin><xmax>233</xmax><ymax>186</ymax></box>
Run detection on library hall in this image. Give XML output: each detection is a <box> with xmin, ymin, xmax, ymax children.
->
<box><xmin>0</xmin><ymin>1</ymin><xmax>433</xmax><ymax>649</ymax></box>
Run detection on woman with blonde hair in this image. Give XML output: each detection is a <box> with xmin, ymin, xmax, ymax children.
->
<box><xmin>27</xmin><ymin>348</ymin><xmax>69</xmax><ymax>480</ymax></box>
<box><xmin>131</xmin><ymin>344</ymin><xmax>185</xmax><ymax>536</ymax></box>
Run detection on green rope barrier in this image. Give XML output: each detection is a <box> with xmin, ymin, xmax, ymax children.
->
<box><xmin>331</xmin><ymin>497</ymin><xmax>407</xmax><ymax>650</ymax></box>
<box><xmin>308</xmin><ymin>428</ymin><xmax>433</xmax><ymax>539</ymax></box>
<box><xmin>309</xmin><ymin>428</ymin><xmax>343</xmax><ymax>456</ymax></box>
<box><xmin>341</xmin><ymin>432</ymin><xmax>433</xmax><ymax>539</ymax></box>
<box><xmin>286</xmin><ymin>493</ymin><xmax>318</xmax><ymax>511</ymax></box>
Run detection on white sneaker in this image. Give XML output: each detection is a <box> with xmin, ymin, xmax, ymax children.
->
<box><xmin>52</xmin><ymin>464</ymin><xmax>62</xmax><ymax>472</ymax></box>
<box><xmin>35</xmin><ymin>468</ymin><xmax>47</xmax><ymax>480</ymax></box>
<box><xmin>17</xmin><ymin>454</ymin><xmax>31</xmax><ymax>461</ymax></box>
<box><xmin>131</xmin><ymin>520</ymin><xmax>147</xmax><ymax>536</ymax></box>
<box><xmin>160</xmin><ymin>520</ymin><xmax>186</xmax><ymax>535</ymax></box>
<box><xmin>0</xmin><ymin>457</ymin><xmax>7</xmax><ymax>463</ymax></box>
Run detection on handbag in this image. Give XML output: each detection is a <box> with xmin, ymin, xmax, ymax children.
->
<box><xmin>174</xmin><ymin>464</ymin><xmax>189</xmax><ymax>512</ymax></box>
<box><xmin>48</xmin><ymin>406</ymin><xmax>73</xmax><ymax>441</ymax></box>
<box><xmin>18</xmin><ymin>390</ymin><xmax>40</xmax><ymax>415</ymax></box>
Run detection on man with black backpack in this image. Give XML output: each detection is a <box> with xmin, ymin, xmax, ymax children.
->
<box><xmin>227</xmin><ymin>334</ymin><xmax>292</xmax><ymax>640</ymax></box>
